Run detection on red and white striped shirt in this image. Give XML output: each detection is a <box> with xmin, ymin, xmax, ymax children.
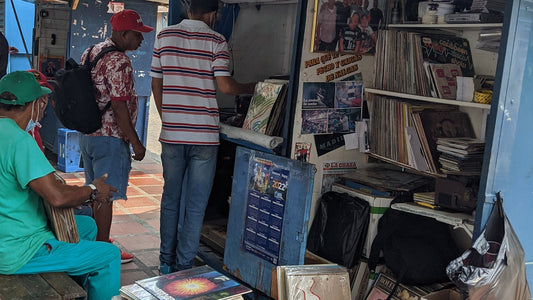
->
<box><xmin>150</xmin><ymin>20</ymin><xmax>231</xmax><ymax>145</ymax></box>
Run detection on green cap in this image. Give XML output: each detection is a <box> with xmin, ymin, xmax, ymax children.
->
<box><xmin>0</xmin><ymin>71</ymin><xmax>52</xmax><ymax>105</ymax></box>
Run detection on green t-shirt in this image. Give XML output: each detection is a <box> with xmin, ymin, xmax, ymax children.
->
<box><xmin>0</xmin><ymin>118</ymin><xmax>55</xmax><ymax>274</ymax></box>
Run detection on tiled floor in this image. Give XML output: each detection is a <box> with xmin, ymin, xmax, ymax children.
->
<box><xmin>57</xmin><ymin>153</ymin><xmax>166</xmax><ymax>286</ymax></box>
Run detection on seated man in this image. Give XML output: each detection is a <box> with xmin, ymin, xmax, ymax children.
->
<box><xmin>0</xmin><ymin>71</ymin><xmax>121</xmax><ymax>300</ymax></box>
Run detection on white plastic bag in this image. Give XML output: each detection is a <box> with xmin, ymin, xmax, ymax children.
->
<box><xmin>446</xmin><ymin>194</ymin><xmax>531</xmax><ymax>300</ymax></box>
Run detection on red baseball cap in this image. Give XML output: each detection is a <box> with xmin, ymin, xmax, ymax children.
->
<box><xmin>110</xmin><ymin>9</ymin><xmax>154</xmax><ymax>33</ymax></box>
<box><xmin>27</xmin><ymin>69</ymin><xmax>54</xmax><ymax>91</ymax></box>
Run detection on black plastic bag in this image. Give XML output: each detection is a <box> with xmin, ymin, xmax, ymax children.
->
<box><xmin>446</xmin><ymin>193</ymin><xmax>531</xmax><ymax>299</ymax></box>
<box><xmin>307</xmin><ymin>191</ymin><xmax>370</xmax><ymax>268</ymax></box>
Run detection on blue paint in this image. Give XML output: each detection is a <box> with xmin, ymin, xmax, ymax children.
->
<box><xmin>217</xmin><ymin>4</ymin><xmax>240</xmax><ymax>42</ymax></box>
<box><xmin>224</xmin><ymin>147</ymin><xmax>314</xmax><ymax>296</ymax></box>
<box><xmin>68</xmin><ymin>0</ymin><xmax>158</xmax><ymax>97</ymax></box>
<box><xmin>5</xmin><ymin>0</ymin><xmax>34</xmax><ymax>71</ymax></box>
<box><xmin>478</xmin><ymin>0</ymin><xmax>533</xmax><ymax>295</ymax></box>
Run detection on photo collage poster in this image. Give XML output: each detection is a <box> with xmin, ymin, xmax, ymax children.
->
<box><xmin>311</xmin><ymin>0</ymin><xmax>386</xmax><ymax>54</ymax></box>
<box><xmin>301</xmin><ymin>81</ymin><xmax>363</xmax><ymax>134</ymax></box>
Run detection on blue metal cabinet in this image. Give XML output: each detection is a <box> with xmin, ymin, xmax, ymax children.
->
<box><xmin>477</xmin><ymin>0</ymin><xmax>533</xmax><ymax>294</ymax></box>
<box><xmin>224</xmin><ymin>147</ymin><xmax>315</xmax><ymax>296</ymax></box>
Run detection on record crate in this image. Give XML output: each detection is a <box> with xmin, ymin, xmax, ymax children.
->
<box><xmin>57</xmin><ymin>128</ymin><xmax>83</xmax><ymax>173</ymax></box>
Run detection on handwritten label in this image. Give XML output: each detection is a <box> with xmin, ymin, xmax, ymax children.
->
<box><xmin>304</xmin><ymin>54</ymin><xmax>362</xmax><ymax>82</ymax></box>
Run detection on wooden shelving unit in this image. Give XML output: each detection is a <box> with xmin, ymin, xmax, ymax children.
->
<box><xmin>387</xmin><ymin>23</ymin><xmax>503</xmax><ymax>30</ymax></box>
<box><xmin>367</xmin><ymin>153</ymin><xmax>447</xmax><ymax>178</ymax></box>
<box><xmin>365</xmin><ymin>88</ymin><xmax>492</xmax><ymax>109</ymax></box>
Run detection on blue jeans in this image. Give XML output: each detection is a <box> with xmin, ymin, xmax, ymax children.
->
<box><xmin>159</xmin><ymin>143</ymin><xmax>218</xmax><ymax>270</ymax></box>
<box><xmin>80</xmin><ymin>135</ymin><xmax>132</xmax><ymax>200</ymax></box>
<box><xmin>15</xmin><ymin>215</ymin><xmax>121</xmax><ymax>300</ymax></box>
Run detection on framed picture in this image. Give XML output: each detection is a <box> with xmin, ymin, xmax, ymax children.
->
<box><xmin>311</xmin><ymin>0</ymin><xmax>387</xmax><ymax>54</ymax></box>
<box><xmin>39</xmin><ymin>55</ymin><xmax>64</xmax><ymax>78</ymax></box>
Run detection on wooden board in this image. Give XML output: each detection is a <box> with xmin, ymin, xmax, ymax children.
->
<box><xmin>0</xmin><ymin>273</ymin><xmax>86</xmax><ymax>300</ymax></box>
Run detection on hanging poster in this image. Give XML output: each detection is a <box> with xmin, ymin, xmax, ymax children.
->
<box><xmin>301</xmin><ymin>81</ymin><xmax>363</xmax><ymax>135</ymax></box>
<box><xmin>242</xmin><ymin>158</ymin><xmax>289</xmax><ymax>265</ymax></box>
<box><xmin>311</xmin><ymin>0</ymin><xmax>386</xmax><ymax>54</ymax></box>
<box><xmin>321</xmin><ymin>160</ymin><xmax>358</xmax><ymax>193</ymax></box>
<box><xmin>39</xmin><ymin>55</ymin><xmax>63</xmax><ymax>79</ymax></box>
<box><xmin>314</xmin><ymin>133</ymin><xmax>345</xmax><ymax>156</ymax></box>
<box><xmin>294</xmin><ymin>142</ymin><xmax>312</xmax><ymax>162</ymax></box>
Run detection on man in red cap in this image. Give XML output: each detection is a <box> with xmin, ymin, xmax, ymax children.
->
<box><xmin>26</xmin><ymin>69</ymin><xmax>53</xmax><ymax>152</ymax></box>
<box><xmin>78</xmin><ymin>9</ymin><xmax>153</xmax><ymax>264</ymax></box>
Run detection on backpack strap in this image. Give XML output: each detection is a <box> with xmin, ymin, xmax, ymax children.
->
<box><xmin>91</xmin><ymin>46</ymin><xmax>121</xmax><ymax>69</ymax></box>
<box><xmin>85</xmin><ymin>45</ymin><xmax>120</xmax><ymax>114</ymax></box>
<box><xmin>83</xmin><ymin>45</ymin><xmax>95</xmax><ymax>66</ymax></box>
<box><xmin>85</xmin><ymin>45</ymin><xmax>121</xmax><ymax>69</ymax></box>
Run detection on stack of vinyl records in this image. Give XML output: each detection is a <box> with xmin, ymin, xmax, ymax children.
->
<box><xmin>437</xmin><ymin>138</ymin><xmax>485</xmax><ymax>174</ymax></box>
<box><xmin>413</xmin><ymin>192</ymin><xmax>437</xmax><ymax>209</ymax></box>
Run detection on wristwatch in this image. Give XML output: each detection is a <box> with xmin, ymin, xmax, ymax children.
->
<box><xmin>86</xmin><ymin>184</ymin><xmax>98</xmax><ymax>203</ymax></box>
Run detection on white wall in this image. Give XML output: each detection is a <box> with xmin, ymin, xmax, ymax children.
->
<box><xmin>217</xmin><ymin>3</ymin><xmax>298</xmax><ymax>109</ymax></box>
<box><xmin>291</xmin><ymin>0</ymin><xmax>376</xmax><ymax>224</ymax></box>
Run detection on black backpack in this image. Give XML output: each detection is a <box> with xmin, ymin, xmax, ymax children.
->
<box><xmin>368</xmin><ymin>200</ymin><xmax>460</xmax><ymax>293</ymax></box>
<box><xmin>53</xmin><ymin>45</ymin><xmax>119</xmax><ymax>134</ymax></box>
<box><xmin>307</xmin><ymin>191</ymin><xmax>370</xmax><ymax>269</ymax></box>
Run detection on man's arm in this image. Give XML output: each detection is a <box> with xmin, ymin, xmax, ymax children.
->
<box><xmin>151</xmin><ymin>77</ymin><xmax>163</xmax><ymax>119</ymax></box>
<box><xmin>111</xmin><ymin>101</ymin><xmax>146</xmax><ymax>161</ymax></box>
<box><xmin>29</xmin><ymin>173</ymin><xmax>117</xmax><ymax>208</ymax></box>
<box><xmin>216</xmin><ymin>76</ymin><xmax>256</xmax><ymax>96</ymax></box>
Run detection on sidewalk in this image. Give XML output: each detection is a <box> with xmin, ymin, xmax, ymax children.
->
<box><xmin>56</xmin><ymin>151</ymin><xmax>165</xmax><ymax>286</ymax></box>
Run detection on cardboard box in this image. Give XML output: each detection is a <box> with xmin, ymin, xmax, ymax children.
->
<box><xmin>331</xmin><ymin>183</ymin><xmax>394</xmax><ymax>258</ymax></box>
<box><xmin>422</xmin><ymin>289</ymin><xmax>466</xmax><ymax>300</ymax></box>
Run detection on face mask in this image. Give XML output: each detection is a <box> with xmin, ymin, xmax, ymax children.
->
<box><xmin>25</xmin><ymin>101</ymin><xmax>42</xmax><ymax>136</ymax></box>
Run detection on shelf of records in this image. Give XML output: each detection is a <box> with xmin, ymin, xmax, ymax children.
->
<box><xmin>365</xmin><ymin>88</ymin><xmax>490</xmax><ymax>109</ymax></box>
<box><xmin>367</xmin><ymin>95</ymin><xmax>486</xmax><ymax>177</ymax></box>
<box><xmin>371</xmin><ymin>29</ymin><xmax>496</xmax><ymax>108</ymax></box>
<box><xmin>387</xmin><ymin>23</ymin><xmax>502</xmax><ymax>30</ymax></box>
<box><xmin>392</xmin><ymin>202</ymin><xmax>475</xmax><ymax>237</ymax></box>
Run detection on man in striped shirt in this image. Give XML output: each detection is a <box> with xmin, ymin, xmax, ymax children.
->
<box><xmin>150</xmin><ymin>0</ymin><xmax>255</xmax><ymax>274</ymax></box>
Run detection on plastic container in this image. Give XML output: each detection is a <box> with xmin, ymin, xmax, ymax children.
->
<box><xmin>57</xmin><ymin>128</ymin><xmax>84</xmax><ymax>173</ymax></box>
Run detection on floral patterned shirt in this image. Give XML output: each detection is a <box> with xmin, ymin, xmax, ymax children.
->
<box><xmin>81</xmin><ymin>38</ymin><xmax>138</xmax><ymax>139</ymax></box>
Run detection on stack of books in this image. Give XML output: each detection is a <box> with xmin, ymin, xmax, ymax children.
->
<box><xmin>120</xmin><ymin>265</ymin><xmax>252</xmax><ymax>300</ymax></box>
<box><xmin>437</xmin><ymin>137</ymin><xmax>485</xmax><ymax>174</ymax></box>
<box><xmin>413</xmin><ymin>192</ymin><xmax>437</xmax><ymax>209</ymax></box>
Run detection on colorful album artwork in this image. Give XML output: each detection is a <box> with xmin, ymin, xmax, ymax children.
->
<box><xmin>136</xmin><ymin>265</ymin><xmax>251</xmax><ymax>300</ymax></box>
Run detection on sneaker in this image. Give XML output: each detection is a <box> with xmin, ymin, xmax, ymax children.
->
<box><xmin>109</xmin><ymin>238</ymin><xmax>133</xmax><ymax>264</ymax></box>
<box><xmin>159</xmin><ymin>263</ymin><xmax>176</xmax><ymax>275</ymax></box>
<box><xmin>120</xmin><ymin>249</ymin><xmax>134</xmax><ymax>264</ymax></box>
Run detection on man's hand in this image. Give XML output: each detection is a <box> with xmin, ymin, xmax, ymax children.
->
<box><xmin>131</xmin><ymin>141</ymin><xmax>146</xmax><ymax>161</ymax></box>
<box><xmin>91</xmin><ymin>174</ymin><xmax>118</xmax><ymax>202</ymax></box>
<box><xmin>8</xmin><ymin>46</ymin><xmax>18</xmax><ymax>55</ymax></box>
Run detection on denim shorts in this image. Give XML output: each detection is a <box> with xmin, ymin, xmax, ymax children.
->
<box><xmin>79</xmin><ymin>135</ymin><xmax>131</xmax><ymax>201</ymax></box>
